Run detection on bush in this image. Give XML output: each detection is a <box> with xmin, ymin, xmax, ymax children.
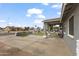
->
<box><xmin>16</xmin><ymin>31</ymin><xmax>32</xmax><ymax>36</ymax></box>
<box><xmin>34</xmin><ymin>31</ymin><xmax>44</xmax><ymax>36</ymax></box>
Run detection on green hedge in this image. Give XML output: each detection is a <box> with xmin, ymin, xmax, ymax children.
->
<box><xmin>16</xmin><ymin>32</ymin><xmax>32</xmax><ymax>37</ymax></box>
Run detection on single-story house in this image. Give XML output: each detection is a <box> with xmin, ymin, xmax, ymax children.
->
<box><xmin>43</xmin><ymin>18</ymin><xmax>61</xmax><ymax>32</ymax></box>
<box><xmin>4</xmin><ymin>26</ymin><xmax>24</xmax><ymax>31</ymax></box>
<box><xmin>0</xmin><ymin>27</ymin><xmax>3</xmax><ymax>31</ymax></box>
<box><xmin>61</xmin><ymin>3</ymin><xmax>79</xmax><ymax>56</ymax></box>
<box><xmin>4</xmin><ymin>26</ymin><xmax>12</xmax><ymax>31</ymax></box>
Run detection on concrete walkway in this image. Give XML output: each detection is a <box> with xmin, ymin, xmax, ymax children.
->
<box><xmin>0</xmin><ymin>35</ymin><xmax>73</xmax><ymax>56</ymax></box>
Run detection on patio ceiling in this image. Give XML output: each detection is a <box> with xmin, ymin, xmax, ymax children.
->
<box><xmin>47</xmin><ymin>21</ymin><xmax>61</xmax><ymax>25</ymax></box>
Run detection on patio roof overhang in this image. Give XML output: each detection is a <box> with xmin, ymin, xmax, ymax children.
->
<box><xmin>43</xmin><ymin>18</ymin><xmax>61</xmax><ymax>25</ymax></box>
<box><xmin>61</xmin><ymin>3</ymin><xmax>78</xmax><ymax>22</ymax></box>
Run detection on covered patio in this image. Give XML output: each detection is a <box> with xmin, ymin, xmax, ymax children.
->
<box><xmin>43</xmin><ymin>18</ymin><xmax>62</xmax><ymax>32</ymax></box>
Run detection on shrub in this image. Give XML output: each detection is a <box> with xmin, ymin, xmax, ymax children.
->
<box><xmin>34</xmin><ymin>31</ymin><xmax>44</xmax><ymax>36</ymax></box>
<box><xmin>16</xmin><ymin>31</ymin><xmax>32</xmax><ymax>36</ymax></box>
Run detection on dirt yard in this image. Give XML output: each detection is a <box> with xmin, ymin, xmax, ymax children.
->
<box><xmin>0</xmin><ymin>34</ymin><xmax>73</xmax><ymax>56</ymax></box>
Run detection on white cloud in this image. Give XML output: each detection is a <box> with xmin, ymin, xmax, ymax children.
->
<box><xmin>33</xmin><ymin>19</ymin><xmax>43</xmax><ymax>28</ymax></box>
<box><xmin>26</xmin><ymin>8</ymin><xmax>43</xmax><ymax>17</ymax></box>
<box><xmin>26</xmin><ymin>8</ymin><xmax>45</xmax><ymax>28</ymax></box>
<box><xmin>52</xmin><ymin>5</ymin><xmax>58</xmax><ymax>8</ymax></box>
<box><xmin>8</xmin><ymin>22</ymin><xmax>13</xmax><ymax>25</ymax></box>
<box><xmin>52</xmin><ymin>4</ymin><xmax>62</xmax><ymax>8</ymax></box>
<box><xmin>37</xmin><ymin>14</ymin><xmax>45</xmax><ymax>19</ymax></box>
<box><xmin>0</xmin><ymin>20</ymin><xmax>6</xmax><ymax>23</ymax></box>
<box><xmin>57</xmin><ymin>12</ymin><xmax>61</xmax><ymax>15</ymax></box>
<box><xmin>16</xmin><ymin>24</ymin><xmax>21</xmax><ymax>27</ymax></box>
<box><xmin>26</xmin><ymin>14</ymin><xmax>31</xmax><ymax>17</ymax></box>
<box><xmin>42</xmin><ymin>3</ymin><xmax>49</xmax><ymax>5</ymax></box>
<box><xmin>34</xmin><ymin>19</ymin><xmax>43</xmax><ymax>24</ymax></box>
<box><xmin>0</xmin><ymin>24</ymin><xmax>7</xmax><ymax>28</ymax></box>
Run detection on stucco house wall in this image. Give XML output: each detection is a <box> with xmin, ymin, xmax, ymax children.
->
<box><xmin>74</xmin><ymin>6</ymin><xmax>79</xmax><ymax>55</ymax></box>
<box><xmin>63</xmin><ymin>13</ymin><xmax>76</xmax><ymax>55</ymax></box>
<box><xmin>63</xmin><ymin>5</ymin><xmax>79</xmax><ymax>55</ymax></box>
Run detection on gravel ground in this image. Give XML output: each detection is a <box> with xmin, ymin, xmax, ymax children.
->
<box><xmin>0</xmin><ymin>34</ymin><xmax>73</xmax><ymax>56</ymax></box>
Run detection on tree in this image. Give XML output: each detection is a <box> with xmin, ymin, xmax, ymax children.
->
<box><xmin>37</xmin><ymin>27</ymin><xmax>41</xmax><ymax>33</ymax></box>
<box><xmin>24</xmin><ymin>27</ymin><xmax>29</xmax><ymax>31</ymax></box>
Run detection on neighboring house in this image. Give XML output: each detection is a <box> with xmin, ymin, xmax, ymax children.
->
<box><xmin>0</xmin><ymin>27</ymin><xmax>3</xmax><ymax>31</ymax></box>
<box><xmin>61</xmin><ymin>3</ymin><xmax>79</xmax><ymax>55</ymax></box>
<box><xmin>4</xmin><ymin>26</ymin><xmax>24</xmax><ymax>31</ymax></box>
<box><xmin>4</xmin><ymin>26</ymin><xmax>12</xmax><ymax>31</ymax></box>
<box><xmin>43</xmin><ymin>18</ymin><xmax>61</xmax><ymax>32</ymax></box>
<box><xmin>15</xmin><ymin>27</ymin><xmax>24</xmax><ymax>31</ymax></box>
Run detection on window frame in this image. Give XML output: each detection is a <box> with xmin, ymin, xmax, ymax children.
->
<box><xmin>68</xmin><ymin>16</ymin><xmax>74</xmax><ymax>38</ymax></box>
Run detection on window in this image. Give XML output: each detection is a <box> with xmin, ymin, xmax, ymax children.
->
<box><xmin>69</xmin><ymin>16</ymin><xmax>74</xmax><ymax>36</ymax></box>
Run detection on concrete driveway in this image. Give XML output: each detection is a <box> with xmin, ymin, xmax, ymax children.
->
<box><xmin>0</xmin><ymin>35</ymin><xmax>73</xmax><ymax>56</ymax></box>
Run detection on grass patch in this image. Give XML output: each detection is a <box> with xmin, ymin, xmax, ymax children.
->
<box><xmin>34</xmin><ymin>31</ymin><xmax>44</xmax><ymax>36</ymax></box>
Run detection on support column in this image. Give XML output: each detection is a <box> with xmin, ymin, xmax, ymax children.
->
<box><xmin>49</xmin><ymin>24</ymin><xmax>53</xmax><ymax>32</ymax></box>
<box><xmin>44</xmin><ymin>23</ymin><xmax>48</xmax><ymax>35</ymax></box>
<box><xmin>44</xmin><ymin>23</ymin><xmax>48</xmax><ymax>31</ymax></box>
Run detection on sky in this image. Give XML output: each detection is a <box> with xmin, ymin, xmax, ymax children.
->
<box><xmin>0</xmin><ymin>3</ymin><xmax>62</xmax><ymax>28</ymax></box>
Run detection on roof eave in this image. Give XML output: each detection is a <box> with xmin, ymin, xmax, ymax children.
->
<box><xmin>43</xmin><ymin>18</ymin><xmax>61</xmax><ymax>23</ymax></box>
